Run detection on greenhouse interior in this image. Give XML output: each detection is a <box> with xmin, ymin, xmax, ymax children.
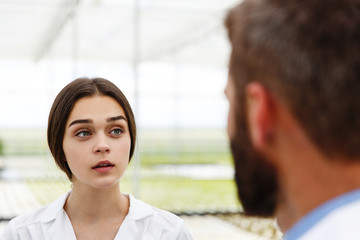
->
<box><xmin>0</xmin><ymin>0</ymin><xmax>282</xmax><ymax>239</ymax></box>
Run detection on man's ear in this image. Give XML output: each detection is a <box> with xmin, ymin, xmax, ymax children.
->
<box><xmin>245</xmin><ymin>82</ymin><xmax>275</xmax><ymax>150</ymax></box>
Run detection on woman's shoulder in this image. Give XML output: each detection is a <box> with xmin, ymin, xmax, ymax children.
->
<box><xmin>126</xmin><ymin>194</ymin><xmax>193</xmax><ymax>239</ymax></box>
<box><xmin>0</xmin><ymin>204</ymin><xmax>49</xmax><ymax>240</ymax></box>
<box><xmin>0</xmin><ymin>192</ymin><xmax>69</xmax><ymax>239</ymax></box>
<box><xmin>127</xmin><ymin>194</ymin><xmax>183</xmax><ymax>223</ymax></box>
<box><xmin>10</xmin><ymin>206</ymin><xmax>46</xmax><ymax>226</ymax></box>
<box><xmin>10</xmin><ymin>192</ymin><xmax>68</xmax><ymax>226</ymax></box>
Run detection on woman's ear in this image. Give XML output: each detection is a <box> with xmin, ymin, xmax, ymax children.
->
<box><xmin>245</xmin><ymin>82</ymin><xmax>275</xmax><ymax>150</ymax></box>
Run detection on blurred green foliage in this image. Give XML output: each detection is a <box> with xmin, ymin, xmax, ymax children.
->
<box><xmin>27</xmin><ymin>177</ymin><xmax>240</xmax><ymax>214</ymax></box>
<box><xmin>0</xmin><ymin>138</ymin><xmax>3</xmax><ymax>156</ymax></box>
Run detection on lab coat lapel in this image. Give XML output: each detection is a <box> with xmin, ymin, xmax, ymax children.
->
<box><xmin>44</xmin><ymin>211</ymin><xmax>77</xmax><ymax>240</ymax></box>
<box><xmin>113</xmin><ymin>194</ymin><xmax>158</xmax><ymax>240</ymax></box>
<box><xmin>114</xmin><ymin>215</ymin><xmax>138</xmax><ymax>240</ymax></box>
<box><xmin>40</xmin><ymin>192</ymin><xmax>76</xmax><ymax>240</ymax></box>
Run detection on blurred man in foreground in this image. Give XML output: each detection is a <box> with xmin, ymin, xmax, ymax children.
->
<box><xmin>224</xmin><ymin>0</ymin><xmax>360</xmax><ymax>239</ymax></box>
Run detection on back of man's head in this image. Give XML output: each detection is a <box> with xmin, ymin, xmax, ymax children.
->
<box><xmin>225</xmin><ymin>0</ymin><xmax>360</xmax><ymax>159</ymax></box>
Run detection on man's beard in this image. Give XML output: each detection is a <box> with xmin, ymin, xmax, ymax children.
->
<box><xmin>230</xmin><ymin>112</ymin><xmax>279</xmax><ymax>217</ymax></box>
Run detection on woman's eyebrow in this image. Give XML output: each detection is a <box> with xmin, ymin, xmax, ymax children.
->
<box><xmin>68</xmin><ymin>116</ymin><xmax>126</xmax><ymax>128</ymax></box>
<box><xmin>68</xmin><ymin>119</ymin><xmax>93</xmax><ymax>127</ymax></box>
<box><xmin>107</xmin><ymin>115</ymin><xmax>127</xmax><ymax>122</ymax></box>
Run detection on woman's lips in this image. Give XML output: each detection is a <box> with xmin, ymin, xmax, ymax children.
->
<box><xmin>92</xmin><ymin>160</ymin><xmax>114</xmax><ymax>173</ymax></box>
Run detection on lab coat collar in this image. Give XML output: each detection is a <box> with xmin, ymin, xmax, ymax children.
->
<box><xmin>39</xmin><ymin>192</ymin><xmax>154</xmax><ymax>222</ymax></box>
<box><xmin>40</xmin><ymin>192</ymin><xmax>70</xmax><ymax>223</ymax></box>
<box><xmin>126</xmin><ymin>193</ymin><xmax>154</xmax><ymax>220</ymax></box>
<box><xmin>37</xmin><ymin>192</ymin><xmax>155</xmax><ymax>240</ymax></box>
<box><xmin>115</xmin><ymin>193</ymin><xmax>158</xmax><ymax>240</ymax></box>
<box><xmin>40</xmin><ymin>192</ymin><xmax>76</xmax><ymax>240</ymax></box>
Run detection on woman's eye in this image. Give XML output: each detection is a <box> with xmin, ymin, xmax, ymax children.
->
<box><xmin>110</xmin><ymin>128</ymin><xmax>123</xmax><ymax>136</ymax></box>
<box><xmin>76</xmin><ymin>130</ymin><xmax>91</xmax><ymax>138</ymax></box>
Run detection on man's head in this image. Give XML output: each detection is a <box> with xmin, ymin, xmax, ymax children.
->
<box><xmin>225</xmin><ymin>0</ymin><xmax>360</xmax><ymax>217</ymax></box>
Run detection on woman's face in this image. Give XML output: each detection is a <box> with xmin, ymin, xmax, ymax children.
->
<box><xmin>62</xmin><ymin>95</ymin><xmax>131</xmax><ymax>189</ymax></box>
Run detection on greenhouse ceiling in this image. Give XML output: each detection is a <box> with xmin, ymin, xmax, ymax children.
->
<box><xmin>0</xmin><ymin>0</ymin><xmax>239</xmax><ymax>65</ymax></box>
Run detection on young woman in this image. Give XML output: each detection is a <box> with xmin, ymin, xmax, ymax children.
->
<box><xmin>1</xmin><ymin>78</ymin><xmax>193</xmax><ymax>240</ymax></box>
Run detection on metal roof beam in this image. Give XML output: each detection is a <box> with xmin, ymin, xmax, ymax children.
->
<box><xmin>141</xmin><ymin>20</ymin><xmax>222</xmax><ymax>62</ymax></box>
<box><xmin>34</xmin><ymin>0</ymin><xmax>80</xmax><ymax>61</ymax></box>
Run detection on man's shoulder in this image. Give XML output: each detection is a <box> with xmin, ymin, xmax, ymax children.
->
<box><xmin>318</xmin><ymin>198</ymin><xmax>360</xmax><ymax>228</ymax></box>
<box><xmin>300</xmin><ymin>198</ymin><xmax>360</xmax><ymax>239</ymax></box>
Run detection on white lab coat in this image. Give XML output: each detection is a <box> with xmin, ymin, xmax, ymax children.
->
<box><xmin>0</xmin><ymin>192</ymin><xmax>193</xmax><ymax>240</ymax></box>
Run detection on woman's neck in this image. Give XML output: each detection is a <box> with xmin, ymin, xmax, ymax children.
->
<box><xmin>64</xmin><ymin>182</ymin><xmax>129</xmax><ymax>222</ymax></box>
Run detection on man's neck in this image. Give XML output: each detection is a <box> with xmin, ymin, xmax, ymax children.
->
<box><xmin>275</xmin><ymin>156</ymin><xmax>360</xmax><ymax>232</ymax></box>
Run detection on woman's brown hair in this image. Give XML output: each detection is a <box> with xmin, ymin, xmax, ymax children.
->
<box><xmin>47</xmin><ymin>78</ymin><xmax>136</xmax><ymax>180</ymax></box>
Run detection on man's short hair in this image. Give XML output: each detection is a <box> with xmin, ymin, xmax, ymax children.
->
<box><xmin>225</xmin><ymin>0</ymin><xmax>360</xmax><ymax>159</ymax></box>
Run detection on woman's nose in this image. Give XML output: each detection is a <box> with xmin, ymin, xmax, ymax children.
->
<box><xmin>93</xmin><ymin>136</ymin><xmax>111</xmax><ymax>153</ymax></box>
<box><xmin>94</xmin><ymin>145</ymin><xmax>110</xmax><ymax>153</ymax></box>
